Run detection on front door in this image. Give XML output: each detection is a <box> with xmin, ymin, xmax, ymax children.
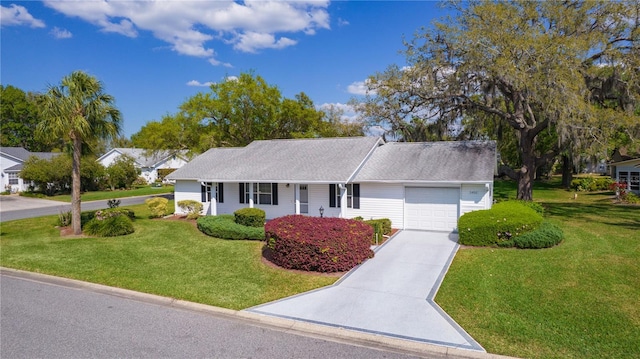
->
<box><xmin>299</xmin><ymin>184</ymin><xmax>309</xmax><ymax>214</ymax></box>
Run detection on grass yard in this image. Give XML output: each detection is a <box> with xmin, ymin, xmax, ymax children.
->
<box><xmin>47</xmin><ymin>185</ymin><xmax>174</xmax><ymax>202</ymax></box>
<box><xmin>437</xmin><ymin>178</ymin><xmax>640</xmax><ymax>359</ymax></box>
<box><xmin>0</xmin><ymin>202</ymin><xmax>336</xmax><ymax>310</ymax></box>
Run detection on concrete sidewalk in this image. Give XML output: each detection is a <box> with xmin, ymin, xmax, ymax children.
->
<box><xmin>247</xmin><ymin>230</ymin><xmax>484</xmax><ymax>351</ymax></box>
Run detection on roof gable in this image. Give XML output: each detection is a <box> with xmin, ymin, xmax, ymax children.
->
<box><xmin>99</xmin><ymin>148</ymin><xmax>187</xmax><ymax>168</ymax></box>
<box><xmin>1</xmin><ymin>147</ymin><xmax>61</xmax><ymax>162</ymax></box>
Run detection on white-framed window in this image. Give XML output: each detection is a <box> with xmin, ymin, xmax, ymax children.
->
<box><xmin>241</xmin><ymin>183</ymin><xmax>277</xmax><ymax>205</ymax></box>
<box><xmin>329</xmin><ymin>183</ymin><xmax>360</xmax><ymax>209</ymax></box>
<box><xmin>631</xmin><ymin>172</ymin><xmax>639</xmax><ymax>191</ymax></box>
<box><xmin>201</xmin><ymin>182</ymin><xmax>223</xmax><ymax>203</ymax></box>
<box><xmin>8</xmin><ymin>173</ymin><xmax>18</xmax><ymax>185</ymax></box>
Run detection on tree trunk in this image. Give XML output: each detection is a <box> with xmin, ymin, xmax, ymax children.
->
<box><xmin>561</xmin><ymin>155</ymin><xmax>573</xmax><ymax>188</ymax></box>
<box><xmin>71</xmin><ymin>135</ymin><xmax>82</xmax><ymax>235</ymax></box>
<box><xmin>516</xmin><ymin>129</ymin><xmax>536</xmax><ymax>201</ymax></box>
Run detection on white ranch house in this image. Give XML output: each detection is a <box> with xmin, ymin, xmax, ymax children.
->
<box><xmin>609</xmin><ymin>157</ymin><xmax>640</xmax><ymax>195</ymax></box>
<box><xmin>98</xmin><ymin>148</ymin><xmax>189</xmax><ymax>184</ymax></box>
<box><xmin>168</xmin><ymin>137</ymin><xmax>496</xmax><ymax>232</ymax></box>
<box><xmin>0</xmin><ymin>147</ymin><xmax>60</xmax><ymax>192</ymax></box>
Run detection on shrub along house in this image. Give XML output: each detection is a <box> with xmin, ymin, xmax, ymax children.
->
<box><xmin>167</xmin><ymin>137</ymin><xmax>496</xmax><ymax>232</ymax></box>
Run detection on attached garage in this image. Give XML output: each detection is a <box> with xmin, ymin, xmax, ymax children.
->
<box><xmin>404</xmin><ymin>187</ymin><xmax>460</xmax><ymax>232</ymax></box>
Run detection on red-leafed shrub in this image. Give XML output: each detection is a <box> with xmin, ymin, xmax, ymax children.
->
<box><xmin>265</xmin><ymin>215</ymin><xmax>374</xmax><ymax>273</ymax></box>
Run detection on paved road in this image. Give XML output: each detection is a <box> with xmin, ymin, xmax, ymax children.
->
<box><xmin>0</xmin><ymin>194</ymin><xmax>173</xmax><ymax>222</ymax></box>
<box><xmin>0</xmin><ymin>271</ymin><xmax>428</xmax><ymax>359</ymax></box>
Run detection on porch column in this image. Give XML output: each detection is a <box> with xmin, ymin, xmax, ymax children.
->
<box><xmin>339</xmin><ymin>184</ymin><xmax>347</xmax><ymax>218</ymax></box>
<box><xmin>248</xmin><ymin>182</ymin><xmax>254</xmax><ymax>208</ymax></box>
<box><xmin>294</xmin><ymin>184</ymin><xmax>300</xmax><ymax>215</ymax></box>
<box><xmin>210</xmin><ymin>185</ymin><xmax>217</xmax><ymax>216</ymax></box>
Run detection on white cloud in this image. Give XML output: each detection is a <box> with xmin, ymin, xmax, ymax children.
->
<box><xmin>50</xmin><ymin>26</ymin><xmax>72</xmax><ymax>39</ymax></box>
<box><xmin>1</xmin><ymin>4</ymin><xmax>46</xmax><ymax>28</ymax></box>
<box><xmin>337</xmin><ymin>18</ymin><xmax>349</xmax><ymax>26</ymax></box>
<box><xmin>347</xmin><ymin>80</ymin><xmax>373</xmax><ymax>96</ymax></box>
<box><xmin>186</xmin><ymin>80</ymin><xmax>214</xmax><ymax>87</ymax></box>
<box><xmin>42</xmin><ymin>0</ymin><xmax>331</xmax><ymax>66</ymax></box>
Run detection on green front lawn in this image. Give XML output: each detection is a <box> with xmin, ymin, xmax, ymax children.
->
<box><xmin>0</xmin><ymin>202</ymin><xmax>336</xmax><ymax>310</ymax></box>
<box><xmin>437</xmin><ymin>179</ymin><xmax>640</xmax><ymax>359</ymax></box>
<box><xmin>47</xmin><ymin>185</ymin><xmax>174</xmax><ymax>202</ymax></box>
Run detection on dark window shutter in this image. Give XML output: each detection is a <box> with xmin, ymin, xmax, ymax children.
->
<box><xmin>329</xmin><ymin>184</ymin><xmax>336</xmax><ymax>208</ymax></box>
<box><xmin>239</xmin><ymin>183</ymin><xmax>245</xmax><ymax>204</ymax></box>
<box><xmin>201</xmin><ymin>184</ymin><xmax>206</xmax><ymax>202</ymax></box>
<box><xmin>218</xmin><ymin>183</ymin><xmax>224</xmax><ymax>203</ymax></box>
<box><xmin>272</xmin><ymin>183</ymin><xmax>278</xmax><ymax>205</ymax></box>
<box><xmin>353</xmin><ymin>184</ymin><xmax>360</xmax><ymax>209</ymax></box>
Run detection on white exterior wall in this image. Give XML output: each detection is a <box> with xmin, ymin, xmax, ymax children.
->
<box><xmin>346</xmin><ymin>183</ymin><xmax>404</xmax><ymax>228</ymax></box>
<box><xmin>0</xmin><ymin>154</ymin><xmax>25</xmax><ymax>192</ymax></box>
<box><xmin>97</xmin><ymin>151</ymin><xmax>121</xmax><ymax>168</ymax></box>
<box><xmin>173</xmin><ymin>180</ymin><xmax>204</xmax><ymax>215</ymax></box>
<box><xmin>460</xmin><ymin>183</ymin><xmax>492</xmax><ymax>216</ymax></box>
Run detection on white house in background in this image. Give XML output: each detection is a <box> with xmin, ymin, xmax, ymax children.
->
<box><xmin>609</xmin><ymin>157</ymin><xmax>640</xmax><ymax>195</ymax></box>
<box><xmin>0</xmin><ymin>147</ymin><xmax>61</xmax><ymax>192</ymax></box>
<box><xmin>166</xmin><ymin>137</ymin><xmax>497</xmax><ymax>232</ymax></box>
<box><xmin>97</xmin><ymin>148</ymin><xmax>189</xmax><ymax>184</ymax></box>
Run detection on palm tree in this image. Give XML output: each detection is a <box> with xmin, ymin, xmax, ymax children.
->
<box><xmin>38</xmin><ymin>71</ymin><xmax>122</xmax><ymax>234</ymax></box>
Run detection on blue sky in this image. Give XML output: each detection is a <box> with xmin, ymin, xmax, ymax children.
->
<box><xmin>1</xmin><ymin>1</ymin><xmax>446</xmax><ymax>137</ymax></box>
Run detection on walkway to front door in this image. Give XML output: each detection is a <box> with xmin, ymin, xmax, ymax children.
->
<box><xmin>247</xmin><ymin>230</ymin><xmax>484</xmax><ymax>351</ymax></box>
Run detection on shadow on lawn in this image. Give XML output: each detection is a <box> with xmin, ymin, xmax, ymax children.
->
<box><xmin>545</xmin><ymin>202</ymin><xmax>640</xmax><ymax>230</ymax></box>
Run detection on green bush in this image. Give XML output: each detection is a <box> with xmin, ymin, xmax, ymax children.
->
<box><xmin>570</xmin><ymin>177</ymin><xmax>613</xmax><ymax>192</ymax></box>
<box><xmin>197</xmin><ymin>215</ymin><xmax>265</xmax><ymax>240</ymax></box>
<box><xmin>458</xmin><ymin>201</ymin><xmax>543</xmax><ymax>246</ymax></box>
<box><xmin>82</xmin><ymin>208</ymin><xmax>135</xmax><ymax>222</ymax></box>
<box><xmin>57</xmin><ymin>210</ymin><xmax>72</xmax><ymax>227</ymax></box>
<box><xmin>514</xmin><ymin>200</ymin><xmax>544</xmax><ymax>215</ymax></box>
<box><xmin>512</xmin><ymin>221</ymin><xmax>564</xmax><ymax>249</ymax></box>
<box><xmin>234</xmin><ymin>207</ymin><xmax>266</xmax><ymax>227</ymax></box>
<box><xmin>624</xmin><ymin>192</ymin><xmax>640</xmax><ymax>204</ymax></box>
<box><xmin>177</xmin><ymin>200</ymin><xmax>203</xmax><ymax>220</ymax></box>
<box><xmin>362</xmin><ymin>218</ymin><xmax>392</xmax><ymax>245</ymax></box>
<box><xmin>84</xmin><ymin>210</ymin><xmax>134</xmax><ymax>237</ymax></box>
<box><xmin>145</xmin><ymin>197</ymin><xmax>169</xmax><ymax>218</ymax></box>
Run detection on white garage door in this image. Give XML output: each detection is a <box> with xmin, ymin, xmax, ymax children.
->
<box><xmin>404</xmin><ymin>187</ymin><xmax>459</xmax><ymax>232</ymax></box>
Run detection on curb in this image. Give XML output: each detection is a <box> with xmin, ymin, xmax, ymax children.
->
<box><xmin>0</xmin><ymin>267</ymin><xmax>518</xmax><ymax>359</ymax></box>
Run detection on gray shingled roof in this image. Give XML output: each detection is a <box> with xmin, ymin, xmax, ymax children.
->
<box><xmin>109</xmin><ymin>148</ymin><xmax>185</xmax><ymax>168</ymax></box>
<box><xmin>167</xmin><ymin>137</ymin><xmax>383</xmax><ymax>183</ymax></box>
<box><xmin>353</xmin><ymin>141</ymin><xmax>496</xmax><ymax>182</ymax></box>
<box><xmin>1</xmin><ymin>147</ymin><xmax>33</xmax><ymax>161</ymax></box>
<box><xmin>1</xmin><ymin>147</ymin><xmax>61</xmax><ymax>168</ymax></box>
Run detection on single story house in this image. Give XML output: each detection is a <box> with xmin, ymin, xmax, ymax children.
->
<box><xmin>0</xmin><ymin>147</ymin><xmax>60</xmax><ymax>192</ymax></box>
<box><xmin>167</xmin><ymin>137</ymin><xmax>496</xmax><ymax>232</ymax></box>
<box><xmin>97</xmin><ymin>148</ymin><xmax>189</xmax><ymax>184</ymax></box>
<box><xmin>609</xmin><ymin>157</ymin><xmax>640</xmax><ymax>195</ymax></box>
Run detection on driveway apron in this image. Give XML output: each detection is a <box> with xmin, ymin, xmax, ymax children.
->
<box><xmin>247</xmin><ymin>230</ymin><xmax>484</xmax><ymax>352</ymax></box>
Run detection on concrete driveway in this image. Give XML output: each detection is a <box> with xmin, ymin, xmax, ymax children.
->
<box><xmin>247</xmin><ymin>230</ymin><xmax>484</xmax><ymax>352</ymax></box>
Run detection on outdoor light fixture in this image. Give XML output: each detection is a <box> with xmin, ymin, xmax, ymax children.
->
<box><xmin>319</xmin><ymin>205</ymin><xmax>324</xmax><ymax>217</ymax></box>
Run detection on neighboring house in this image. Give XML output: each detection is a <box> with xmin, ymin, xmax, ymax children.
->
<box><xmin>97</xmin><ymin>148</ymin><xmax>189</xmax><ymax>184</ymax></box>
<box><xmin>0</xmin><ymin>147</ymin><xmax>60</xmax><ymax>192</ymax></box>
<box><xmin>167</xmin><ymin>137</ymin><xmax>496</xmax><ymax>232</ymax></box>
<box><xmin>609</xmin><ymin>157</ymin><xmax>640</xmax><ymax>195</ymax></box>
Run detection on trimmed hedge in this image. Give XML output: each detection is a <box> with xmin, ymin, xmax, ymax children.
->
<box><xmin>571</xmin><ymin>177</ymin><xmax>613</xmax><ymax>192</ymax></box>
<box><xmin>498</xmin><ymin>221</ymin><xmax>564</xmax><ymax>249</ymax></box>
<box><xmin>265</xmin><ymin>215</ymin><xmax>374</xmax><ymax>273</ymax></box>
<box><xmin>197</xmin><ymin>215</ymin><xmax>265</xmax><ymax>240</ymax></box>
<box><xmin>84</xmin><ymin>209</ymin><xmax>135</xmax><ymax>237</ymax></box>
<box><xmin>145</xmin><ymin>197</ymin><xmax>169</xmax><ymax>218</ymax></box>
<box><xmin>177</xmin><ymin>200</ymin><xmax>203</xmax><ymax>220</ymax></box>
<box><xmin>234</xmin><ymin>207</ymin><xmax>266</xmax><ymax>227</ymax></box>
<box><xmin>458</xmin><ymin>201</ymin><xmax>543</xmax><ymax>246</ymax></box>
